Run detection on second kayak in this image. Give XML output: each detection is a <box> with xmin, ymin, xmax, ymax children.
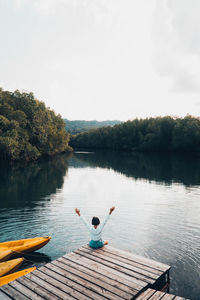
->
<box><xmin>0</xmin><ymin>258</ymin><xmax>24</xmax><ymax>277</ymax></box>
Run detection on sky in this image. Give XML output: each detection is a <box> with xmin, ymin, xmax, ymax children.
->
<box><xmin>0</xmin><ymin>0</ymin><xmax>200</xmax><ymax>121</ymax></box>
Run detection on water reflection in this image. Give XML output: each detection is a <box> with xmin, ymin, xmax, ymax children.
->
<box><xmin>70</xmin><ymin>151</ymin><xmax>200</xmax><ymax>186</ymax></box>
<box><xmin>0</xmin><ymin>153</ymin><xmax>71</xmax><ymax>209</ymax></box>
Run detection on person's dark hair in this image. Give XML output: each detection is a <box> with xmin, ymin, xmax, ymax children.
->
<box><xmin>92</xmin><ymin>217</ymin><xmax>100</xmax><ymax>226</ymax></box>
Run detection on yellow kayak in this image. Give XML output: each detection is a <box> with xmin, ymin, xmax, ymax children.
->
<box><xmin>0</xmin><ymin>236</ymin><xmax>51</xmax><ymax>262</ymax></box>
<box><xmin>0</xmin><ymin>250</ymin><xmax>13</xmax><ymax>263</ymax></box>
<box><xmin>0</xmin><ymin>258</ymin><xmax>24</xmax><ymax>277</ymax></box>
<box><xmin>0</xmin><ymin>267</ymin><xmax>36</xmax><ymax>287</ymax></box>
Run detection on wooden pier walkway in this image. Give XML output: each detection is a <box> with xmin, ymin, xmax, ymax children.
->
<box><xmin>136</xmin><ymin>288</ymin><xmax>189</xmax><ymax>300</ymax></box>
<box><xmin>0</xmin><ymin>245</ymin><xmax>188</xmax><ymax>299</ymax></box>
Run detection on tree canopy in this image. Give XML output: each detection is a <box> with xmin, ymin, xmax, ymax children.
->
<box><xmin>70</xmin><ymin>116</ymin><xmax>200</xmax><ymax>153</ymax></box>
<box><xmin>0</xmin><ymin>88</ymin><xmax>72</xmax><ymax>161</ymax></box>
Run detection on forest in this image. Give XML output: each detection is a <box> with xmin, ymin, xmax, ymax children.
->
<box><xmin>64</xmin><ymin>119</ymin><xmax>121</xmax><ymax>134</ymax></box>
<box><xmin>70</xmin><ymin>116</ymin><xmax>200</xmax><ymax>152</ymax></box>
<box><xmin>0</xmin><ymin>88</ymin><xmax>72</xmax><ymax>161</ymax></box>
<box><xmin>1</xmin><ymin>86</ymin><xmax>200</xmax><ymax>160</ymax></box>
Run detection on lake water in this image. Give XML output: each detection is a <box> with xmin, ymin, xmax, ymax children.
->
<box><xmin>0</xmin><ymin>151</ymin><xmax>200</xmax><ymax>299</ymax></box>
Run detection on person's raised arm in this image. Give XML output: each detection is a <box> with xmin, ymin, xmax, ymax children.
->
<box><xmin>99</xmin><ymin>206</ymin><xmax>115</xmax><ymax>231</ymax></box>
<box><xmin>75</xmin><ymin>208</ymin><xmax>90</xmax><ymax>230</ymax></box>
<box><xmin>109</xmin><ymin>206</ymin><xmax>115</xmax><ymax>215</ymax></box>
<box><xmin>75</xmin><ymin>208</ymin><xmax>80</xmax><ymax>216</ymax></box>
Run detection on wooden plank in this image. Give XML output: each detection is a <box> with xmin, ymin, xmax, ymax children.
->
<box><xmin>161</xmin><ymin>294</ymin><xmax>176</xmax><ymax>300</ymax></box>
<box><xmin>150</xmin><ymin>290</ymin><xmax>168</xmax><ymax>300</ymax></box>
<box><xmin>32</xmin><ymin>269</ymin><xmax>86</xmax><ymax>300</ymax></box>
<box><xmin>74</xmin><ymin>248</ymin><xmax>155</xmax><ymax>284</ymax></box>
<box><xmin>81</xmin><ymin>246</ymin><xmax>161</xmax><ymax>279</ymax></box>
<box><xmin>63</xmin><ymin>254</ymin><xmax>145</xmax><ymax>294</ymax></box>
<box><xmin>135</xmin><ymin>289</ymin><xmax>187</xmax><ymax>300</ymax></box>
<box><xmin>42</xmin><ymin>261</ymin><xmax>123</xmax><ymax>300</ymax></box>
<box><xmin>9</xmin><ymin>280</ymin><xmax>45</xmax><ymax>300</ymax></box>
<box><xmin>65</xmin><ymin>252</ymin><xmax>148</xmax><ymax>290</ymax></box>
<box><xmin>51</xmin><ymin>258</ymin><xmax>132</xmax><ymax>299</ymax></box>
<box><xmin>17</xmin><ymin>276</ymin><xmax>59</xmax><ymax>300</ymax></box>
<box><xmin>0</xmin><ymin>284</ymin><xmax>29</xmax><ymax>300</ymax></box>
<box><xmin>83</xmin><ymin>246</ymin><xmax>163</xmax><ymax>276</ymax></box>
<box><xmin>104</xmin><ymin>246</ymin><xmax>170</xmax><ymax>272</ymax></box>
<box><xmin>26</xmin><ymin>271</ymin><xmax>75</xmax><ymax>300</ymax></box>
<box><xmin>40</xmin><ymin>264</ymin><xmax>105</xmax><ymax>300</ymax></box>
<box><xmin>0</xmin><ymin>290</ymin><xmax>13</xmax><ymax>300</ymax></box>
<box><xmin>135</xmin><ymin>288</ymin><xmax>156</xmax><ymax>300</ymax></box>
<box><xmin>35</xmin><ymin>267</ymin><xmax>107</xmax><ymax>300</ymax></box>
<box><xmin>57</xmin><ymin>256</ymin><xmax>137</xmax><ymax>296</ymax></box>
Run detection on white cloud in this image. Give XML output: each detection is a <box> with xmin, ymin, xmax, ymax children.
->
<box><xmin>12</xmin><ymin>0</ymin><xmax>112</xmax><ymax>20</ymax></box>
<box><xmin>153</xmin><ymin>0</ymin><xmax>200</xmax><ymax>93</ymax></box>
<box><xmin>1</xmin><ymin>0</ymin><xmax>200</xmax><ymax>119</ymax></box>
<box><xmin>13</xmin><ymin>0</ymin><xmax>67</xmax><ymax>15</ymax></box>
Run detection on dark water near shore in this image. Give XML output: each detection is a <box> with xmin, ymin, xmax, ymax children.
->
<box><xmin>0</xmin><ymin>151</ymin><xmax>200</xmax><ymax>299</ymax></box>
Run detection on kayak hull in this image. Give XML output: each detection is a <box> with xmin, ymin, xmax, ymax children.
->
<box><xmin>0</xmin><ymin>236</ymin><xmax>51</xmax><ymax>262</ymax></box>
<box><xmin>0</xmin><ymin>258</ymin><xmax>24</xmax><ymax>277</ymax></box>
<box><xmin>0</xmin><ymin>250</ymin><xmax>13</xmax><ymax>263</ymax></box>
<box><xmin>0</xmin><ymin>267</ymin><xmax>36</xmax><ymax>287</ymax></box>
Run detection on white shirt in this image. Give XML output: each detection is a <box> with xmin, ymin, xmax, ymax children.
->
<box><xmin>80</xmin><ymin>214</ymin><xmax>110</xmax><ymax>241</ymax></box>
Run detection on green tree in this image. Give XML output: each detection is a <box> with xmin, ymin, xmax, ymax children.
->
<box><xmin>0</xmin><ymin>88</ymin><xmax>72</xmax><ymax>161</ymax></box>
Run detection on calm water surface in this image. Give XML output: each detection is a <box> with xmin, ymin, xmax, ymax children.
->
<box><xmin>0</xmin><ymin>151</ymin><xmax>200</xmax><ymax>299</ymax></box>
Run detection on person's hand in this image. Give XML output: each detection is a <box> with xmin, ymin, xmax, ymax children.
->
<box><xmin>75</xmin><ymin>208</ymin><xmax>80</xmax><ymax>216</ymax></box>
<box><xmin>109</xmin><ymin>206</ymin><xmax>115</xmax><ymax>215</ymax></box>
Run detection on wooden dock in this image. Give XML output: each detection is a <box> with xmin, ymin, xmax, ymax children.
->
<box><xmin>0</xmin><ymin>245</ymin><xmax>188</xmax><ymax>299</ymax></box>
<box><xmin>136</xmin><ymin>288</ymin><xmax>189</xmax><ymax>300</ymax></box>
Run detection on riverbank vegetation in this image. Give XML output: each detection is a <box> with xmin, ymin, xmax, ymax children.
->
<box><xmin>0</xmin><ymin>88</ymin><xmax>72</xmax><ymax>161</ymax></box>
<box><xmin>70</xmin><ymin>116</ymin><xmax>200</xmax><ymax>152</ymax></box>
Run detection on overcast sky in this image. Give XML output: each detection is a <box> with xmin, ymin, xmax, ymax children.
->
<box><xmin>0</xmin><ymin>0</ymin><xmax>200</xmax><ymax>121</ymax></box>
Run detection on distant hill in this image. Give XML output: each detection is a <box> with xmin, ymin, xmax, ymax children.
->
<box><xmin>64</xmin><ymin>119</ymin><xmax>121</xmax><ymax>135</ymax></box>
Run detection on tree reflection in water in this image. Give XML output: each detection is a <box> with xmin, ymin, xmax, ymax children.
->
<box><xmin>70</xmin><ymin>151</ymin><xmax>200</xmax><ymax>186</ymax></box>
<box><xmin>0</xmin><ymin>153</ymin><xmax>72</xmax><ymax>209</ymax></box>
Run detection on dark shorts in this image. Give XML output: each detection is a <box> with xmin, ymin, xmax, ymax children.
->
<box><xmin>89</xmin><ymin>239</ymin><xmax>104</xmax><ymax>249</ymax></box>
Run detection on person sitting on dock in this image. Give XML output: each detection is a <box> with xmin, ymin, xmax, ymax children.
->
<box><xmin>75</xmin><ymin>207</ymin><xmax>115</xmax><ymax>249</ymax></box>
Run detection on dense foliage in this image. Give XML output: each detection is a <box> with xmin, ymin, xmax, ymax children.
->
<box><xmin>0</xmin><ymin>88</ymin><xmax>72</xmax><ymax>161</ymax></box>
<box><xmin>70</xmin><ymin>116</ymin><xmax>200</xmax><ymax>152</ymax></box>
<box><xmin>64</xmin><ymin>119</ymin><xmax>121</xmax><ymax>134</ymax></box>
